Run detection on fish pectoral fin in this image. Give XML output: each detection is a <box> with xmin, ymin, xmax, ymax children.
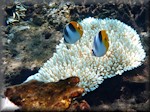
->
<box><xmin>92</xmin><ymin>49</ymin><xmax>99</xmax><ymax>57</ymax></box>
<box><xmin>91</xmin><ymin>49</ymin><xmax>95</xmax><ymax>56</ymax></box>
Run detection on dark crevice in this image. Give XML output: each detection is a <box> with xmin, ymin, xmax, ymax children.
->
<box><xmin>5</xmin><ymin>68</ymin><xmax>39</xmax><ymax>86</ymax></box>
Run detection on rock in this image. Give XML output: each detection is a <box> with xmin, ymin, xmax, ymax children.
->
<box><xmin>4</xmin><ymin>76</ymin><xmax>85</xmax><ymax>111</ymax></box>
<box><xmin>32</xmin><ymin>14</ymin><xmax>45</xmax><ymax>26</ymax></box>
<box><xmin>67</xmin><ymin>100</ymin><xmax>90</xmax><ymax>111</ymax></box>
<box><xmin>5</xmin><ymin>2</ymin><xmax>27</xmax><ymax>25</ymax></box>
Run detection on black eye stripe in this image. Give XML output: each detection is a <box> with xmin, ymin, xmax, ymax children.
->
<box><xmin>98</xmin><ymin>31</ymin><xmax>102</xmax><ymax>42</ymax></box>
<box><xmin>68</xmin><ymin>23</ymin><xmax>76</xmax><ymax>32</ymax></box>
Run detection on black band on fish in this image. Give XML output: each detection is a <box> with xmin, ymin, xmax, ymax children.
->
<box><xmin>68</xmin><ymin>23</ymin><xmax>76</xmax><ymax>32</ymax></box>
<box><xmin>64</xmin><ymin>27</ymin><xmax>69</xmax><ymax>37</ymax></box>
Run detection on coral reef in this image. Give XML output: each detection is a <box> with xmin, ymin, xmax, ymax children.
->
<box><xmin>2</xmin><ymin>1</ymin><xmax>149</xmax><ymax>80</ymax></box>
<box><xmin>1</xmin><ymin>1</ymin><xmax>149</xmax><ymax>111</ymax></box>
<box><xmin>26</xmin><ymin>17</ymin><xmax>146</xmax><ymax>93</ymax></box>
<box><xmin>4</xmin><ymin>76</ymin><xmax>88</xmax><ymax>111</ymax></box>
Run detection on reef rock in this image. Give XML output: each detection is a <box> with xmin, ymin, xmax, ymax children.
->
<box><xmin>4</xmin><ymin>76</ymin><xmax>85</xmax><ymax>111</ymax></box>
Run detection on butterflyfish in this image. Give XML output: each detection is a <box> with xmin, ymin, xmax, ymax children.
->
<box><xmin>63</xmin><ymin>21</ymin><xmax>83</xmax><ymax>44</ymax></box>
<box><xmin>92</xmin><ymin>30</ymin><xmax>109</xmax><ymax>57</ymax></box>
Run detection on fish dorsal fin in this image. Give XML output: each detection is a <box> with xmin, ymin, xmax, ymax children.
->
<box><xmin>101</xmin><ymin>30</ymin><xmax>108</xmax><ymax>42</ymax></box>
<box><xmin>70</xmin><ymin>21</ymin><xmax>83</xmax><ymax>37</ymax></box>
<box><xmin>64</xmin><ymin>27</ymin><xmax>69</xmax><ymax>37</ymax></box>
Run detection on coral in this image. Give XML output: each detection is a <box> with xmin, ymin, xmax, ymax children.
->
<box><xmin>5</xmin><ymin>1</ymin><xmax>27</xmax><ymax>24</ymax></box>
<box><xmin>47</xmin><ymin>2</ymin><xmax>74</xmax><ymax>30</ymax></box>
<box><xmin>2</xmin><ymin>1</ymin><xmax>149</xmax><ymax>111</ymax></box>
<box><xmin>67</xmin><ymin>100</ymin><xmax>90</xmax><ymax>111</ymax></box>
<box><xmin>4</xmin><ymin>76</ymin><xmax>84</xmax><ymax>111</ymax></box>
<box><xmin>25</xmin><ymin>17</ymin><xmax>146</xmax><ymax>93</ymax></box>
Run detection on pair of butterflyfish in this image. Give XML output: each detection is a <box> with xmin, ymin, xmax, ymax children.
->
<box><xmin>63</xmin><ymin>21</ymin><xmax>109</xmax><ymax>57</ymax></box>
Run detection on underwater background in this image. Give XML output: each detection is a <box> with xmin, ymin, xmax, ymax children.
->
<box><xmin>0</xmin><ymin>0</ymin><xmax>149</xmax><ymax>111</ymax></box>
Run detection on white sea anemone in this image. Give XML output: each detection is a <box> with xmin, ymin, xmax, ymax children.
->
<box><xmin>25</xmin><ymin>17</ymin><xmax>146</xmax><ymax>93</ymax></box>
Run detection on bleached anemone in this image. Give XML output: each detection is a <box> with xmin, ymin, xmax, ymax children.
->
<box><xmin>25</xmin><ymin>17</ymin><xmax>146</xmax><ymax>93</ymax></box>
